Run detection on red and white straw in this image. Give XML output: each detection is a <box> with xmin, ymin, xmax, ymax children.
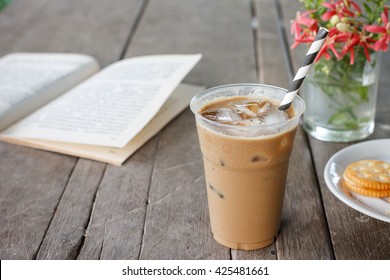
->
<box><xmin>279</xmin><ymin>27</ymin><xmax>329</xmax><ymax>111</ymax></box>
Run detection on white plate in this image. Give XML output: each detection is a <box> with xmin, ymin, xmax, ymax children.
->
<box><xmin>324</xmin><ymin>139</ymin><xmax>390</xmax><ymax>223</ymax></box>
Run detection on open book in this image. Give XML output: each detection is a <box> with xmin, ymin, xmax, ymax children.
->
<box><xmin>0</xmin><ymin>53</ymin><xmax>202</xmax><ymax>165</ymax></box>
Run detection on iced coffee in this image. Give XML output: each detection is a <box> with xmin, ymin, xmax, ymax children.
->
<box><xmin>190</xmin><ymin>84</ymin><xmax>305</xmax><ymax>250</ymax></box>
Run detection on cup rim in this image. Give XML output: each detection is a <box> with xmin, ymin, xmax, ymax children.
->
<box><xmin>190</xmin><ymin>83</ymin><xmax>305</xmax><ymax>130</ymax></box>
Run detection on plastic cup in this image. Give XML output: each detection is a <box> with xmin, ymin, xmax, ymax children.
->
<box><xmin>190</xmin><ymin>83</ymin><xmax>305</xmax><ymax>250</ymax></box>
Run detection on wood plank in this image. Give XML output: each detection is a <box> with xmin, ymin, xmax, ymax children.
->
<box><xmin>124</xmin><ymin>0</ymin><xmax>257</xmax><ymax>87</ymax></box>
<box><xmin>0</xmin><ymin>143</ymin><xmax>76</xmax><ymax>259</ymax></box>
<box><xmin>35</xmin><ymin>160</ymin><xmax>106</xmax><ymax>259</ymax></box>
<box><xmin>0</xmin><ymin>0</ymin><xmax>146</xmax><ymax>259</ymax></box>
<box><xmin>280</xmin><ymin>0</ymin><xmax>390</xmax><ymax>259</ymax></box>
<box><xmin>125</xmin><ymin>0</ymin><xmax>257</xmax><ymax>259</ymax></box>
<box><xmin>277</xmin><ymin>127</ymin><xmax>334</xmax><ymax>260</ymax></box>
<box><xmin>76</xmin><ymin>138</ymin><xmax>158</xmax><ymax>260</ymax></box>
<box><xmin>0</xmin><ymin>0</ymin><xmax>51</xmax><ymax>55</ymax></box>
<box><xmin>254</xmin><ymin>0</ymin><xmax>289</xmax><ymax>89</ymax></box>
<box><xmin>242</xmin><ymin>0</ymin><xmax>333</xmax><ymax>260</ymax></box>
<box><xmin>0</xmin><ymin>0</ymin><xmax>145</xmax><ymax>67</ymax></box>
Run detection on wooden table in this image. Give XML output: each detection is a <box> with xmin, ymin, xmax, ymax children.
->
<box><xmin>1</xmin><ymin>0</ymin><xmax>389</xmax><ymax>260</ymax></box>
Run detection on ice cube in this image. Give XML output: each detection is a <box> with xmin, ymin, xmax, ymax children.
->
<box><xmin>202</xmin><ymin>108</ymin><xmax>241</xmax><ymax>123</ymax></box>
<box><xmin>259</xmin><ymin>110</ymin><xmax>289</xmax><ymax>125</ymax></box>
<box><xmin>233</xmin><ymin>102</ymin><xmax>260</xmax><ymax>118</ymax></box>
<box><xmin>233</xmin><ymin>101</ymin><xmax>275</xmax><ymax>119</ymax></box>
<box><xmin>217</xmin><ymin>108</ymin><xmax>241</xmax><ymax>122</ymax></box>
<box><xmin>258</xmin><ymin>101</ymin><xmax>272</xmax><ymax>114</ymax></box>
<box><xmin>201</xmin><ymin>110</ymin><xmax>219</xmax><ymax>121</ymax></box>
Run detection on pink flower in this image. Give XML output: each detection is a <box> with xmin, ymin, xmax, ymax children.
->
<box><xmin>316</xmin><ymin>27</ymin><xmax>350</xmax><ymax>61</ymax></box>
<box><xmin>321</xmin><ymin>0</ymin><xmax>357</xmax><ymax>21</ymax></box>
<box><xmin>290</xmin><ymin>11</ymin><xmax>318</xmax><ymax>48</ymax></box>
<box><xmin>291</xmin><ymin>1</ymin><xmax>389</xmax><ymax>64</ymax></box>
<box><xmin>341</xmin><ymin>33</ymin><xmax>360</xmax><ymax>64</ymax></box>
<box><xmin>364</xmin><ymin>7</ymin><xmax>390</xmax><ymax>52</ymax></box>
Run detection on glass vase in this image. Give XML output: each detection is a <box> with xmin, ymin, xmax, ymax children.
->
<box><xmin>301</xmin><ymin>51</ymin><xmax>381</xmax><ymax>142</ymax></box>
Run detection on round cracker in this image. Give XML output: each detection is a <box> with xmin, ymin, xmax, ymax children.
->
<box><xmin>341</xmin><ymin>179</ymin><xmax>390</xmax><ymax>198</ymax></box>
<box><xmin>343</xmin><ymin>160</ymin><xmax>390</xmax><ymax>190</ymax></box>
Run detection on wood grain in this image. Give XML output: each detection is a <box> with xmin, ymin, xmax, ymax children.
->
<box><xmin>123</xmin><ymin>0</ymin><xmax>258</xmax><ymax>87</ymax></box>
<box><xmin>0</xmin><ymin>0</ymin><xmax>145</xmax><ymax>259</ymax></box>
<box><xmin>0</xmin><ymin>143</ymin><xmax>76</xmax><ymax>259</ymax></box>
<box><xmin>0</xmin><ymin>0</ymin><xmax>146</xmax><ymax>66</ymax></box>
<box><xmin>77</xmin><ymin>139</ymin><xmax>158</xmax><ymax>260</ymax></box>
<box><xmin>36</xmin><ymin>160</ymin><xmax>106</xmax><ymax>259</ymax></box>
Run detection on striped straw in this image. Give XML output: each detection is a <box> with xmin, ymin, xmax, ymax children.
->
<box><xmin>279</xmin><ymin>27</ymin><xmax>329</xmax><ymax>111</ymax></box>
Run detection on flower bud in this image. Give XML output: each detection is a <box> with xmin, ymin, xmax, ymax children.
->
<box><xmin>336</xmin><ymin>22</ymin><xmax>349</xmax><ymax>32</ymax></box>
<box><xmin>330</xmin><ymin>15</ymin><xmax>340</xmax><ymax>26</ymax></box>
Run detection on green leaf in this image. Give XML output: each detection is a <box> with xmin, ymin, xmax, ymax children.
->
<box><xmin>328</xmin><ymin>111</ymin><xmax>359</xmax><ymax>129</ymax></box>
<box><xmin>328</xmin><ymin>111</ymin><xmax>347</xmax><ymax>124</ymax></box>
<box><xmin>355</xmin><ymin>86</ymin><xmax>369</xmax><ymax>102</ymax></box>
<box><xmin>345</xmin><ymin>92</ymin><xmax>361</xmax><ymax>106</ymax></box>
<box><xmin>363</xmin><ymin>3</ymin><xmax>372</xmax><ymax>14</ymax></box>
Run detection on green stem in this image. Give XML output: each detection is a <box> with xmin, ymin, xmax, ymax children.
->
<box><xmin>345</xmin><ymin>108</ymin><xmax>358</xmax><ymax>120</ymax></box>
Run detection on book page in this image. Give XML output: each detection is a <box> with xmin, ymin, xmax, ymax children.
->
<box><xmin>0</xmin><ymin>84</ymin><xmax>204</xmax><ymax>166</ymax></box>
<box><xmin>1</xmin><ymin>54</ymin><xmax>201</xmax><ymax>148</ymax></box>
<box><xmin>0</xmin><ymin>53</ymin><xmax>100</xmax><ymax>131</ymax></box>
